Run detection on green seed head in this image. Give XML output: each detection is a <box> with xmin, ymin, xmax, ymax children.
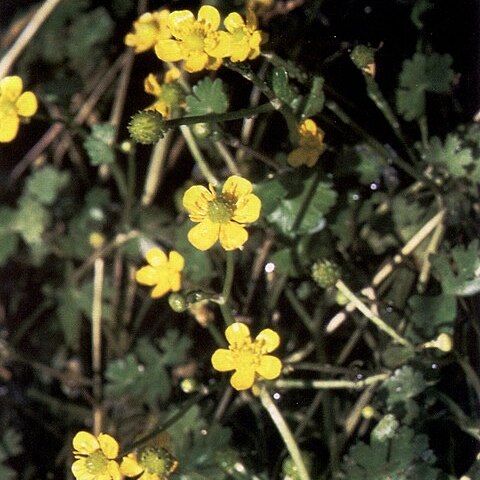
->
<box><xmin>311</xmin><ymin>259</ymin><xmax>341</xmax><ymax>288</ymax></box>
<box><xmin>168</xmin><ymin>293</ymin><xmax>188</xmax><ymax>313</ymax></box>
<box><xmin>128</xmin><ymin>111</ymin><xmax>165</xmax><ymax>144</ymax></box>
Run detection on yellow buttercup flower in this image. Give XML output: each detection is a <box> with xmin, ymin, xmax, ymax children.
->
<box><xmin>124</xmin><ymin>10</ymin><xmax>171</xmax><ymax>53</ymax></box>
<box><xmin>211</xmin><ymin>322</ymin><xmax>282</xmax><ymax>391</ymax></box>
<box><xmin>224</xmin><ymin>8</ymin><xmax>264</xmax><ymax>62</ymax></box>
<box><xmin>120</xmin><ymin>447</ymin><xmax>178</xmax><ymax>480</ymax></box>
<box><xmin>0</xmin><ymin>76</ymin><xmax>37</xmax><ymax>143</ymax></box>
<box><xmin>136</xmin><ymin>248</ymin><xmax>184</xmax><ymax>298</ymax></box>
<box><xmin>154</xmin><ymin>6</ymin><xmax>231</xmax><ymax>73</ymax></box>
<box><xmin>144</xmin><ymin>67</ymin><xmax>185</xmax><ymax>119</ymax></box>
<box><xmin>71</xmin><ymin>431</ymin><xmax>121</xmax><ymax>480</ymax></box>
<box><xmin>182</xmin><ymin>175</ymin><xmax>261</xmax><ymax>251</ymax></box>
<box><xmin>287</xmin><ymin>118</ymin><xmax>326</xmax><ymax>168</ymax></box>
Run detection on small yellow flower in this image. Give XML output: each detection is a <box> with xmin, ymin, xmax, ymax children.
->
<box><xmin>120</xmin><ymin>447</ymin><xmax>178</xmax><ymax>480</ymax></box>
<box><xmin>182</xmin><ymin>175</ymin><xmax>261</xmax><ymax>251</ymax></box>
<box><xmin>0</xmin><ymin>76</ymin><xmax>37</xmax><ymax>143</ymax></box>
<box><xmin>224</xmin><ymin>8</ymin><xmax>264</xmax><ymax>62</ymax></box>
<box><xmin>144</xmin><ymin>67</ymin><xmax>185</xmax><ymax>119</ymax></box>
<box><xmin>211</xmin><ymin>322</ymin><xmax>282</xmax><ymax>391</ymax></box>
<box><xmin>71</xmin><ymin>431</ymin><xmax>121</xmax><ymax>480</ymax></box>
<box><xmin>287</xmin><ymin>119</ymin><xmax>326</xmax><ymax>168</ymax></box>
<box><xmin>154</xmin><ymin>6</ymin><xmax>231</xmax><ymax>73</ymax></box>
<box><xmin>124</xmin><ymin>10</ymin><xmax>171</xmax><ymax>53</ymax></box>
<box><xmin>136</xmin><ymin>248</ymin><xmax>184</xmax><ymax>298</ymax></box>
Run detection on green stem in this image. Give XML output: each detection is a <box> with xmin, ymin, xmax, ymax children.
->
<box><xmin>213</xmin><ymin>140</ymin><xmax>240</xmax><ymax>175</ymax></box>
<box><xmin>164</xmin><ymin>103</ymin><xmax>274</xmax><ymax>130</ymax></box>
<box><xmin>207</xmin><ymin>322</ymin><xmax>227</xmax><ymax>347</ymax></box>
<box><xmin>335</xmin><ymin>280</ymin><xmax>415</xmax><ymax>350</ymax></box>
<box><xmin>180</xmin><ymin>125</ymin><xmax>218</xmax><ymax>186</ymax></box>
<box><xmin>284</xmin><ymin>286</ymin><xmax>315</xmax><ymax>335</ymax></box>
<box><xmin>418</xmin><ymin>115</ymin><xmax>429</xmax><ymax>149</ymax></box>
<box><xmin>259</xmin><ymin>387</ymin><xmax>311</xmax><ymax>480</ymax></box>
<box><xmin>110</xmin><ymin>163</ymin><xmax>129</xmax><ymax>201</ymax></box>
<box><xmin>274</xmin><ymin>373</ymin><xmax>389</xmax><ymax>390</ymax></box>
<box><xmin>219</xmin><ymin>251</ymin><xmax>235</xmax><ymax>326</ymax></box>
<box><xmin>456</xmin><ymin>354</ymin><xmax>480</xmax><ymax>402</ymax></box>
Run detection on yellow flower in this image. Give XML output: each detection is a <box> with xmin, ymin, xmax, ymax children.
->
<box><xmin>144</xmin><ymin>67</ymin><xmax>185</xmax><ymax>119</ymax></box>
<box><xmin>124</xmin><ymin>10</ymin><xmax>171</xmax><ymax>53</ymax></box>
<box><xmin>71</xmin><ymin>431</ymin><xmax>120</xmax><ymax>480</ymax></box>
<box><xmin>120</xmin><ymin>447</ymin><xmax>178</xmax><ymax>480</ymax></box>
<box><xmin>224</xmin><ymin>8</ymin><xmax>264</xmax><ymax>62</ymax></box>
<box><xmin>154</xmin><ymin>6</ymin><xmax>231</xmax><ymax>73</ymax></box>
<box><xmin>136</xmin><ymin>248</ymin><xmax>184</xmax><ymax>298</ymax></box>
<box><xmin>211</xmin><ymin>322</ymin><xmax>282</xmax><ymax>390</ymax></box>
<box><xmin>182</xmin><ymin>175</ymin><xmax>261</xmax><ymax>251</ymax></box>
<box><xmin>0</xmin><ymin>76</ymin><xmax>37</xmax><ymax>143</ymax></box>
<box><xmin>287</xmin><ymin>118</ymin><xmax>326</xmax><ymax>168</ymax></box>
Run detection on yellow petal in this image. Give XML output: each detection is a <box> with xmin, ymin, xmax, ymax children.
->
<box><xmin>224</xmin><ymin>12</ymin><xmax>245</xmax><ymax>32</ymax></box>
<box><xmin>219</xmin><ymin>222</ymin><xmax>248</xmax><ymax>250</ymax></box>
<box><xmin>146</xmin><ymin>248</ymin><xmax>167</xmax><ymax>267</ymax></box>
<box><xmin>164</xmin><ymin>66</ymin><xmax>181</xmax><ymax>83</ymax></box>
<box><xmin>187</xmin><ymin>219</ymin><xmax>219</xmax><ymax>251</ymax></box>
<box><xmin>198</xmin><ymin>5</ymin><xmax>221</xmax><ymax>31</ymax></box>
<box><xmin>144</xmin><ymin>73</ymin><xmax>162</xmax><ymax>96</ymax></box>
<box><xmin>183</xmin><ymin>185</ymin><xmax>215</xmax><ymax>219</ymax></box>
<box><xmin>120</xmin><ymin>454</ymin><xmax>143</xmax><ymax>476</ymax></box>
<box><xmin>304</xmin><ymin>148</ymin><xmax>322</xmax><ymax>167</ymax></box>
<box><xmin>107</xmin><ymin>460</ymin><xmax>121</xmax><ymax>480</ymax></box>
<box><xmin>136</xmin><ymin>265</ymin><xmax>160</xmax><ymax>286</ymax></box>
<box><xmin>169</xmin><ymin>271</ymin><xmax>182</xmax><ymax>292</ymax></box>
<box><xmin>16</xmin><ymin>91</ymin><xmax>37</xmax><ymax>117</ymax></box>
<box><xmin>256</xmin><ymin>328</ymin><xmax>280</xmax><ymax>353</ymax></box>
<box><xmin>211</xmin><ymin>348</ymin><xmax>236</xmax><ymax>371</ymax></box>
<box><xmin>256</xmin><ymin>355</ymin><xmax>282</xmax><ymax>380</ymax></box>
<box><xmin>73</xmin><ymin>431</ymin><xmax>100</xmax><ymax>455</ymax></box>
<box><xmin>169</xmin><ymin>250</ymin><xmax>185</xmax><ymax>271</ymax></box>
<box><xmin>287</xmin><ymin>147</ymin><xmax>305</xmax><ymax>167</ymax></box>
<box><xmin>222</xmin><ymin>175</ymin><xmax>253</xmax><ymax>198</ymax></box>
<box><xmin>184</xmin><ymin>52</ymin><xmax>209</xmax><ymax>73</ymax></box>
<box><xmin>151</xmin><ymin>277</ymin><xmax>171</xmax><ymax>298</ymax></box>
<box><xmin>72</xmin><ymin>458</ymin><xmax>94</xmax><ymax>480</ymax></box>
<box><xmin>205</xmin><ymin>31</ymin><xmax>232</xmax><ymax>58</ymax></box>
<box><xmin>230</xmin><ymin>367</ymin><xmax>256</xmax><ymax>390</ymax></box>
<box><xmin>98</xmin><ymin>433</ymin><xmax>119</xmax><ymax>459</ymax></box>
<box><xmin>225</xmin><ymin>322</ymin><xmax>251</xmax><ymax>345</ymax></box>
<box><xmin>0</xmin><ymin>76</ymin><xmax>22</xmax><ymax>101</ymax></box>
<box><xmin>168</xmin><ymin>10</ymin><xmax>195</xmax><ymax>38</ymax></box>
<box><xmin>232</xmin><ymin>193</ymin><xmax>261</xmax><ymax>224</ymax></box>
<box><xmin>155</xmin><ymin>39</ymin><xmax>183</xmax><ymax>61</ymax></box>
<box><xmin>206</xmin><ymin>56</ymin><xmax>223</xmax><ymax>71</ymax></box>
<box><xmin>0</xmin><ymin>115</ymin><xmax>19</xmax><ymax>143</ymax></box>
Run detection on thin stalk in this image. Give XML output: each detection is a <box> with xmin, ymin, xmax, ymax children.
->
<box><xmin>180</xmin><ymin>125</ymin><xmax>218</xmax><ymax>186</ymax></box>
<box><xmin>259</xmin><ymin>387</ymin><xmax>311</xmax><ymax>480</ymax></box>
<box><xmin>207</xmin><ymin>323</ymin><xmax>227</xmax><ymax>347</ymax></box>
<box><xmin>335</xmin><ymin>280</ymin><xmax>414</xmax><ymax>350</ymax></box>
<box><xmin>456</xmin><ymin>354</ymin><xmax>480</xmax><ymax>402</ymax></box>
<box><xmin>213</xmin><ymin>140</ymin><xmax>240</xmax><ymax>175</ymax></box>
<box><xmin>92</xmin><ymin>258</ymin><xmax>104</xmax><ymax>435</ymax></box>
<box><xmin>110</xmin><ymin>163</ymin><xmax>129</xmax><ymax>201</ymax></box>
<box><xmin>284</xmin><ymin>286</ymin><xmax>315</xmax><ymax>335</ymax></box>
<box><xmin>0</xmin><ymin>0</ymin><xmax>64</xmax><ymax>78</ymax></box>
<box><xmin>274</xmin><ymin>373</ymin><xmax>389</xmax><ymax>390</ymax></box>
<box><xmin>219</xmin><ymin>251</ymin><xmax>235</xmax><ymax>326</ymax></box>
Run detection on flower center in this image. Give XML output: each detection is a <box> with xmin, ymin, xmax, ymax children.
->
<box><xmin>231</xmin><ymin>339</ymin><xmax>265</xmax><ymax>368</ymax></box>
<box><xmin>184</xmin><ymin>28</ymin><xmax>205</xmax><ymax>51</ymax></box>
<box><xmin>85</xmin><ymin>450</ymin><xmax>109</xmax><ymax>475</ymax></box>
<box><xmin>0</xmin><ymin>100</ymin><xmax>16</xmax><ymax>118</ymax></box>
<box><xmin>207</xmin><ymin>198</ymin><xmax>234</xmax><ymax>224</ymax></box>
<box><xmin>140</xmin><ymin>447</ymin><xmax>176</xmax><ymax>475</ymax></box>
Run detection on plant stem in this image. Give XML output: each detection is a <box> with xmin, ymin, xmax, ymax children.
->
<box><xmin>259</xmin><ymin>387</ymin><xmax>311</xmax><ymax>480</ymax></box>
<box><xmin>274</xmin><ymin>373</ymin><xmax>389</xmax><ymax>390</ymax></box>
<box><xmin>180</xmin><ymin>125</ymin><xmax>218</xmax><ymax>186</ymax></box>
<box><xmin>284</xmin><ymin>286</ymin><xmax>315</xmax><ymax>335</ymax></box>
<box><xmin>335</xmin><ymin>280</ymin><xmax>414</xmax><ymax>350</ymax></box>
<box><xmin>219</xmin><ymin>251</ymin><xmax>235</xmax><ymax>326</ymax></box>
<box><xmin>213</xmin><ymin>140</ymin><xmax>240</xmax><ymax>175</ymax></box>
<box><xmin>207</xmin><ymin>323</ymin><xmax>227</xmax><ymax>347</ymax></box>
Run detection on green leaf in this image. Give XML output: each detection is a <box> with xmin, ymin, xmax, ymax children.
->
<box><xmin>340</xmin><ymin>424</ymin><xmax>442</xmax><ymax>480</ymax></box>
<box><xmin>353</xmin><ymin>143</ymin><xmax>385</xmax><ymax>184</ymax></box>
<box><xmin>259</xmin><ymin>170</ymin><xmax>337</xmax><ymax>238</ymax></box>
<box><xmin>408</xmin><ymin>294</ymin><xmax>456</xmax><ymax>338</ymax></box>
<box><xmin>158</xmin><ymin>329</ymin><xmax>192</xmax><ymax>366</ymax></box>
<box><xmin>13</xmin><ymin>195</ymin><xmax>51</xmax><ymax>244</ymax></box>
<box><xmin>186</xmin><ymin>78</ymin><xmax>229</xmax><ymax>116</ymax></box>
<box><xmin>431</xmin><ymin>240</ymin><xmax>480</xmax><ymax>296</ymax></box>
<box><xmin>411</xmin><ymin>0</ymin><xmax>433</xmax><ymax>29</ymax></box>
<box><xmin>84</xmin><ymin>123</ymin><xmax>116</xmax><ymax>166</ymax></box>
<box><xmin>57</xmin><ymin>287</ymin><xmax>83</xmax><ymax>348</ymax></box>
<box><xmin>104</xmin><ymin>354</ymin><xmax>145</xmax><ymax>398</ymax></box>
<box><xmin>0</xmin><ymin>207</ymin><xmax>18</xmax><ymax>266</ymax></box>
<box><xmin>302</xmin><ymin>76</ymin><xmax>325</xmax><ymax>117</ymax></box>
<box><xmin>26</xmin><ymin>166</ymin><xmax>70</xmax><ymax>205</ymax></box>
<box><xmin>424</xmin><ymin>133</ymin><xmax>474</xmax><ymax>178</ymax></box>
<box><xmin>396</xmin><ymin>52</ymin><xmax>454</xmax><ymax>121</ymax></box>
<box><xmin>271</xmin><ymin>67</ymin><xmax>302</xmax><ymax>110</ymax></box>
<box><xmin>382</xmin><ymin>366</ymin><xmax>427</xmax><ymax>409</ymax></box>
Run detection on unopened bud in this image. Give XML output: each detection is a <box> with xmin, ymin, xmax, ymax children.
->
<box><xmin>128</xmin><ymin>111</ymin><xmax>165</xmax><ymax>144</ymax></box>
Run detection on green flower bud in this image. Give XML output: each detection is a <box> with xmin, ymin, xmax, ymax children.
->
<box><xmin>312</xmin><ymin>259</ymin><xmax>341</xmax><ymax>288</ymax></box>
<box><xmin>180</xmin><ymin>378</ymin><xmax>199</xmax><ymax>393</ymax></box>
<box><xmin>168</xmin><ymin>292</ymin><xmax>188</xmax><ymax>312</ymax></box>
<box><xmin>128</xmin><ymin>111</ymin><xmax>165</xmax><ymax>144</ymax></box>
<box><xmin>192</xmin><ymin>122</ymin><xmax>212</xmax><ymax>139</ymax></box>
<box><xmin>350</xmin><ymin>45</ymin><xmax>376</xmax><ymax>70</ymax></box>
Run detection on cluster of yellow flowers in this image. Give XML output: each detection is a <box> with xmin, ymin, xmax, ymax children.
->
<box><xmin>125</xmin><ymin>6</ymin><xmax>264</xmax><ymax>73</ymax></box>
<box><xmin>72</xmin><ymin>431</ymin><xmax>177</xmax><ymax>480</ymax></box>
<box><xmin>0</xmin><ymin>75</ymin><xmax>37</xmax><ymax>143</ymax></box>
